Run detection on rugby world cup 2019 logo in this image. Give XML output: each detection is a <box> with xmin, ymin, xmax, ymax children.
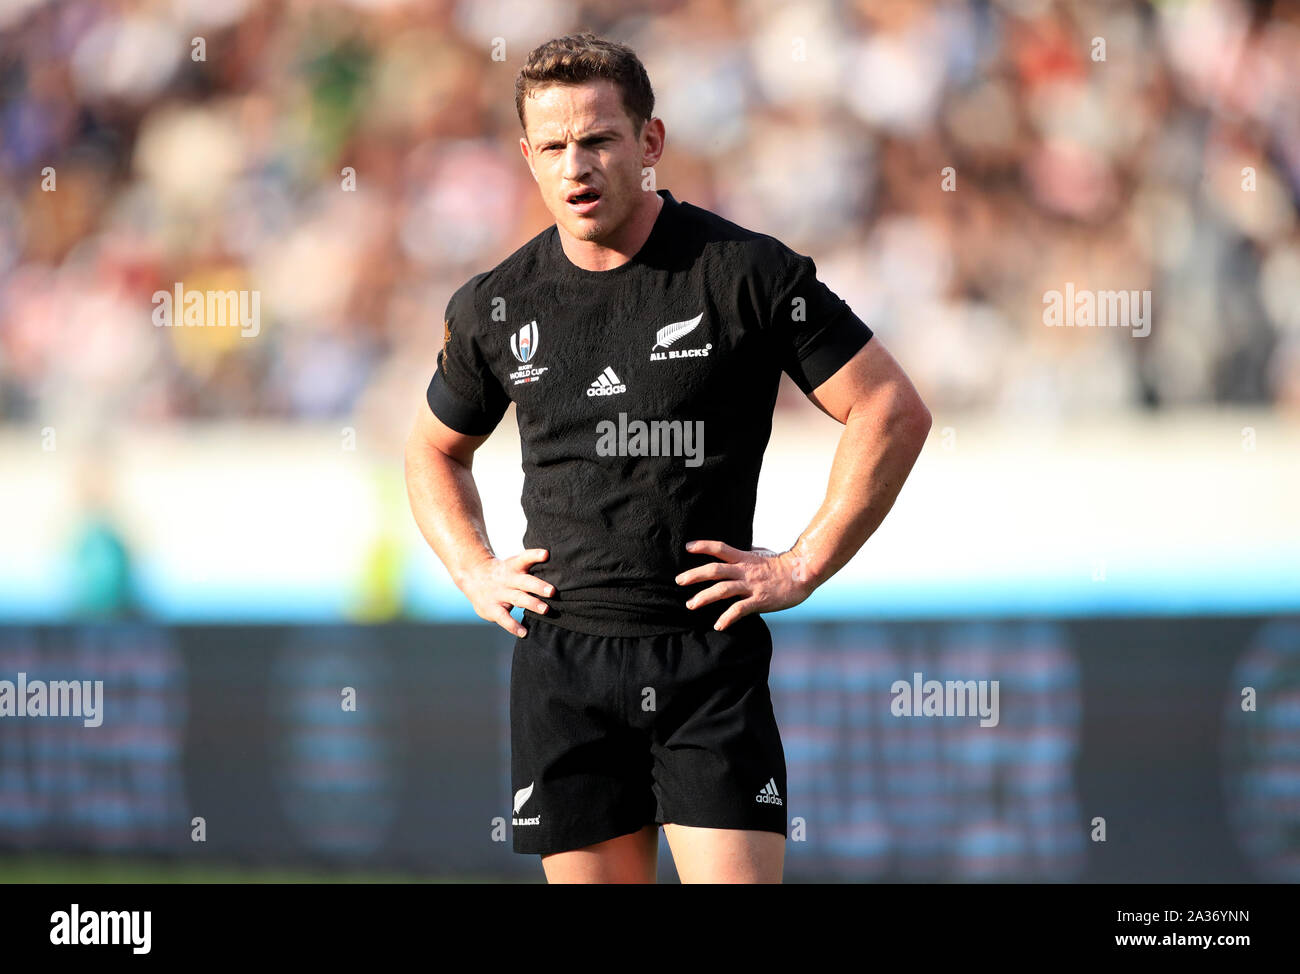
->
<box><xmin>511</xmin><ymin>320</ymin><xmax>538</xmax><ymax>363</ymax></box>
<box><xmin>508</xmin><ymin>320</ymin><xmax>549</xmax><ymax>386</ymax></box>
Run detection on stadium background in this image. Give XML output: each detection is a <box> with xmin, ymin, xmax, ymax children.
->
<box><xmin>2</xmin><ymin>0</ymin><xmax>1298</xmax><ymax>882</ymax></box>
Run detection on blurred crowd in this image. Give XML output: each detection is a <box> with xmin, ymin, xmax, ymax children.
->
<box><xmin>2</xmin><ymin>0</ymin><xmax>1298</xmax><ymax>433</ymax></box>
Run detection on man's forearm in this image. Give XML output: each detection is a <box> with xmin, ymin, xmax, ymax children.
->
<box><xmin>404</xmin><ymin>435</ymin><xmax>496</xmax><ymax>589</ymax></box>
<box><xmin>789</xmin><ymin>386</ymin><xmax>931</xmax><ymax>589</ymax></box>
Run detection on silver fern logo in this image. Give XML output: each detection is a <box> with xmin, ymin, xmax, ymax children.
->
<box><xmin>513</xmin><ymin>782</ymin><xmax>534</xmax><ymax>815</ymax></box>
<box><xmin>512</xmin><ymin>781</ymin><xmax>539</xmax><ymax>826</ymax></box>
<box><xmin>650</xmin><ymin>312</ymin><xmax>710</xmax><ymax>360</ymax></box>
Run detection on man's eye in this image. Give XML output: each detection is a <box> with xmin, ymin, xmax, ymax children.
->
<box><xmin>540</xmin><ymin>138</ymin><xmax>605</xmax><ymax>152</ymax></box>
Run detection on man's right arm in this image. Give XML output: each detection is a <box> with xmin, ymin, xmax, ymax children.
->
<box><xmin>404</xmin><ymin>402</ymin><xmax>553</xmax><ymax>637</ymax></box>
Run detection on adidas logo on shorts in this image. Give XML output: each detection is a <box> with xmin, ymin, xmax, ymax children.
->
<box><xmin>755</xmin><ymin>777</ymin><xmax>783</xmax><ymax>806</ymax></box>
<box><xmin>587</xmin><ymin>366</ymin><xmax>626</xmax><ymax>397</ymax></box>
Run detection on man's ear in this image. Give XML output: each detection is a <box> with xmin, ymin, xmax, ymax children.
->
<box><xmin>519</xmin><ymin>135</ymin><xmax>539</xmax><ymax>182</ymax></box>
<box><xmin>640</xmin><ymin>117</ymin><xmax>666</xmax><ymax>168</ymax></box>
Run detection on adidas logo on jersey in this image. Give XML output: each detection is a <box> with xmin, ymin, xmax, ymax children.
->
<box><xmin>587</xmin><ymin>366</ymin><xmax>627</xmax><ymax>397</ymax></box>
<box><xmin>755</xmin><ymin>778</ymin><xmax>783</xmax><ymax>805</ymax></box>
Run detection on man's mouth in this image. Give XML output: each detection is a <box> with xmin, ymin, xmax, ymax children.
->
<box><xmin>567</xmin><ymin>188</ymin><xmax>602</xmax><ymax>212</ymax></box>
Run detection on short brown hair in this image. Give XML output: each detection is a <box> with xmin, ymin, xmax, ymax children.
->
<box><xmin>515</xmin><ymin>31</ymin><xmax>655</xmax><ymax>135</ymax></box>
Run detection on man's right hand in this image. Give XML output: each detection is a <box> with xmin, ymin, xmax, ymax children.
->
<box><xmin>458</xmin><ymin>548</ymin><xmax>554</xmax><ymax>637</ymax></box>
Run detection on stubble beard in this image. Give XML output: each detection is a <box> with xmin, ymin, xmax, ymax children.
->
<box><xmin>570</xmin><ymin>218</ymin><xmax>606</xmax><ymax>242</ymax></box>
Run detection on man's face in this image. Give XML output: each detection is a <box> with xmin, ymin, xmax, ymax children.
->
<box><xmin>520</xmin><ymin>80</ymin><xmax>659</xmax><ymax>244</ymax></box>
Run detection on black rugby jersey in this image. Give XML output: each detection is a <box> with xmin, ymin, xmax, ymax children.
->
<box><xmin>426</xmin><ymin>189</ymin><xmax>872</xmax><ymax>636</ymax></box>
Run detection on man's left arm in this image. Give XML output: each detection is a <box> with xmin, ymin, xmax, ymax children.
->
<box><xmin>677</xmin><ymin>336</ymin><xmax>931</xmax><ymax>630</ymax></box>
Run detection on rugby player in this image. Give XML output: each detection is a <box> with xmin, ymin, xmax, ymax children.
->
<box><xmin>405</xmin><ymin>32</ymin><xmax>931</xmax><ymax>883</ymax></box>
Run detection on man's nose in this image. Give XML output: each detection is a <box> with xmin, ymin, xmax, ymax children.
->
<box><xmin>562</xmin><ymin>143</ymin><xmax>591</xmax><ymax>180</ymax></box>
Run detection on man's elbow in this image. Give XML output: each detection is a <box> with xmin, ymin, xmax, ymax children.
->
<box><xmin>894</xmin><ymin>387</ymin><xmax>932</xmax><ymax>455</ymax></box>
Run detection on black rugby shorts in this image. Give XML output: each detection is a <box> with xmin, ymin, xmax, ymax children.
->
<box><xmin>508</xmin><ymin>612</ymin><xmax>788</xmax><ymax>855</ymax></box>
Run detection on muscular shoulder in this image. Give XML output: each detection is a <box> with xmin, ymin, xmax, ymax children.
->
<box><xmin>673</xmin><ymin>199</ymin><xmax>816</xmax><ymax>329</ymax></box>
<box><xmin>445</xmin><ymin>226</ymin><xmax>554</xmax><ymax>325</ymax></box>
<box><xmin>676</xmin><ymin>199</ymin><xmax>808</xmax><ymax>285</ymax></box>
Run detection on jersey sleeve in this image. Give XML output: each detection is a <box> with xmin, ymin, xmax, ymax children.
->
<box><xmin>425</xmin><ymin>281</ymin><xmax>510</xmax><ymax>436</ymax></box>
<box><xmin>766</xmin><ymin>246</ymin><xmax>873</xmax><ymax>395</ymax></box>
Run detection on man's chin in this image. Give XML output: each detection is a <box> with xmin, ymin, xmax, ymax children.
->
<box><xmin>561</xmin><ymin>216</ymin><xmax>609</xmax><ymax>242</ymax></box>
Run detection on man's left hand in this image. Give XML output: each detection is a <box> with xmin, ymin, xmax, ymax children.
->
<box><xmin>676</xmin><ymin>540</ymin><xmax>814</xmax><ymax>631</ymax></box>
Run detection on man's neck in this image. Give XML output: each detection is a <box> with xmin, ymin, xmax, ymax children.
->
<box><xmin>557</xmin><ymin>191</ymin><xmax>664</xmax><ymax>271</ymax></box>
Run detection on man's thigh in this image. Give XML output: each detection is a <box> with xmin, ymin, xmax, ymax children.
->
<box><xmin>541</xmin><ymin>825</ymin><xmax>659</xmax><ymax>883</ymax></box>
<box><xmin>662</xmin><ymin>824</ymin><xmax>785</xmax><ymax>883</ymax></box>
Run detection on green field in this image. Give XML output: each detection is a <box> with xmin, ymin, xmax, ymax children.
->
<box><xmin>0</xmin><ymin>856</ymin><xmax>521</xmax><ymax>884</ymax></box>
